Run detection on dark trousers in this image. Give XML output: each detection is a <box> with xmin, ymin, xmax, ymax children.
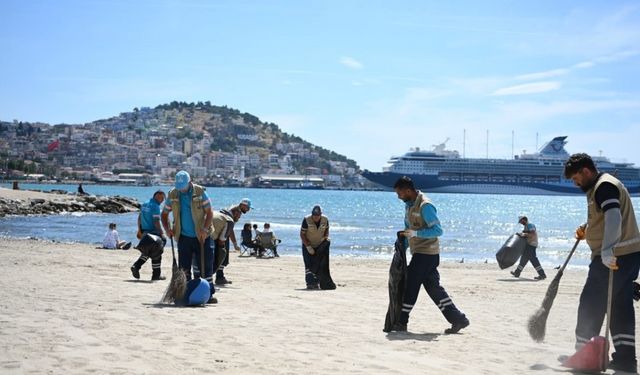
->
<box><xmin>514</xmin><ymin>244</ymin><xmax>545</xmax><ymax>277</ymax></box>
<box><xmin>575</xmin><ymin>252</ymin><xmax>640</xmax><ymax>367</ymax></box>
<box><xmin>215</xmin><ymin>239</ymin><xmax>231</xmax><ymax>280</ymax></box>
<box><xmin>132</xmin><ymin>230</ymin><xmax>165</xmax><ymax>278</ymax></box>
<box><xmin>302</xmin><ymin>244</ymin><xmax>319</xmax><ymax>286</ymax></box>
<box><xmin>178</xmin><ymin>236</ymin><xmax>215</xmax><ymax>296</ymax></box>
<box><xmin>399</xmin><ymin>253</ymin><xmax>466</xmax><ymax>325</ymax></box>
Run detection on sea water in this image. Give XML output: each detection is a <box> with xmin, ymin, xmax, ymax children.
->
<box><xmin>2</xmin><ymin>183</ymin><xmax>638</xmax><ymax>268</ymax></box>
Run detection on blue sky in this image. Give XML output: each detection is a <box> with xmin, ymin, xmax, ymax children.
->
<box><xmin>1</xmin><ymin>0</ymin><xmax>639</xmax><ymax>171</ymax></box>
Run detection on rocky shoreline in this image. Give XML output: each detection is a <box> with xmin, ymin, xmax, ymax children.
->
<box><xmin>0</xmin><ymin>188</ymin><xmax>140</xmax><ymax>217</ymax></box>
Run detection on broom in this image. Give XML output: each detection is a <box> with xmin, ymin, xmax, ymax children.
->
<box><xmin>161</xmin><ymin>237</ymin><xmax>187</xmax><ymax>304</ymax></box>
<box><xmin>528</xmin><ymin>238</ymin><xmax>581</xmax><ymax>342</ymax></box>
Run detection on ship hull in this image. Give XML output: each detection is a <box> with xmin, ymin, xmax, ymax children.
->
<box><xmin>363</xmin><ymin>171</ymin><xmax>640</xmax><ymax>196</ymax></box>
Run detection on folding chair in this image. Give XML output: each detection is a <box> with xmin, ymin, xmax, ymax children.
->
<box><xmin>256</xmin><ymin>232</ymin><xmax>281</xmax><ymax>258</ymax></box>
<box><xmin>239</xmin><ymin>226</ymin><xmax>258</xmax><ymax>257</ymax></box>
<box><xmin>240</xmin><ymin>242</ymin><xmax>257</xmax><ymax>257</ymax></box>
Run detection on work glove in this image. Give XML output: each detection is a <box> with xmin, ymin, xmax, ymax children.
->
<box><xmin>575</xmin><ymin>225</ymin><xmax>586</xmax><ymax>240</ymax></box>
<box><xmin>403</xmin><ymin>229</ymin><xmax>417</xmax><ymax>238</ymax></box>
<box><xmin>306</xmin><ymin>245</ymin><xmax>315</xmax><ymax>255</ymax></box>
<box><xmin>601</xmin><ymin>248</ymin><xmax>618</xmax><ymax>270</ymax></box>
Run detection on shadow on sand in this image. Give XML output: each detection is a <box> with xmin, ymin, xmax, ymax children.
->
<box><xmin>385</xmin><ymin>331</ymin><xmax>441</xmax><ymax>342</ymax></box>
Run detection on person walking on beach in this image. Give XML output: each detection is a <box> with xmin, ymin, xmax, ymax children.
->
<box><xmin>161</xmin><ymin>171</ymin><xmax>216</xmax><ymax>304</ymax></box>
<box><xmin>130</xmin><ymin>190</ymin><xmax>166</xmax><ymax>280</ymax></box>
<box><xmin>300</xmin><ymin>205</ymin><xmax>330</xmax><ymax>289</ymax></box>
<box><xmin>510</xmin><ymin>216</ymin><xmax>546</xmax><ymax>280</ymax></box>
<box><xmin>102</xmin><ymin>223</ymin><xmax>131</xmax><ymax>250</ymax></box>
<box><xmin>391</xmin><ymin>176</ymin><xmax>469</xmax><ymax>333</ymax></box>
<box><xmin>564</xmin><ymin>153</ymin><xmax>640</xmax><ymax>373</ymax></box>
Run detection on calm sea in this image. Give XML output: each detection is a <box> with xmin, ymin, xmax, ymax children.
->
<box><xmin>3</xmin><ymin>183</ymin><xmax>639</xmax><ymax>268</ymax></box>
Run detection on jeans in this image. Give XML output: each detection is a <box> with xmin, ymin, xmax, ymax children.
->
<box><xmin>178</xmin><ymin>235</ymin><xmax>215</xmax><ymax>296</ymax></box>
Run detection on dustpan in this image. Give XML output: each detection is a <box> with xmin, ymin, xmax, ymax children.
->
<box><xmin>562</xmin><ymin>268</ymin><xmax>614</xmax><ymax>372</ymax></box>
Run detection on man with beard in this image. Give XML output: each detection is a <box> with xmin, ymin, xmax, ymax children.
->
<box><xmin>564</xmin><ymin>153</ymin><xmax>640</xmax><ymax>374</ymax></box>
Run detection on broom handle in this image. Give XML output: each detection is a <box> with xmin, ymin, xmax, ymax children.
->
<box><xmin>199</xmin><ymin>239</ymin><xmax>205</xmax><ymax>280</ymax></box>
<box><xmin>605</xmin><ymin>268</ymin><xmax>614</xmax><ymax>361</ymax></box>
<box><xmin>559</xmin><ymin>238</ymin><xmax>581</xmax><ymax>273</ymax></box>
<box><xmin>170</xmin><ymin>237</ymin><xmax>177</xmax><ymax>267</ymax></box>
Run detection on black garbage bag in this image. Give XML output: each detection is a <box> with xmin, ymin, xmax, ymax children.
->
<box><xmin>310</xmin><ymin>240</ymin><xmax>336</xmax><ymax>290</ymax></box>
<box><xmin>136</xmin><ymin>233</ymin><xmax>164</xmax><ymax>259</ymax></box>
<box><xmin>383</xmin><ymin>231</ymin><xmax>407</xmax><ymax>333</ymax></box>
<box><xmin>496</xmin><ymin>234</ymin><xmax>526</xmax><ymax>269</ymax></box>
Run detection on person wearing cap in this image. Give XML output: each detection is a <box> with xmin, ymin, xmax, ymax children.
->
<box><xmin>212</xmin><ymin>205</ymin><xmax>243</xmax><ymax>285</ymax></box>
<box><xmin>239</xmin><ymin>198</ymin><xmax>252</xmax><ymax>214</ymax></box>
<box><xmin>161</xmin><ymin>171</ymin><xmax>216</xmax><ymax>303</ymax></box>
<box><xmin>203</xmin><ymin>206</ymin><xmax>241</xmax><ymax>285</ymax></box>
<box><xmin>300</xmin><ymin>204</ymin><xmax>329</xmax><ymax>289</ymax></box>
<box><xmin>564</xmin><ymin>153</ymin><xmax>640</xmax><ymax>373</ymax></box>
<box><xmin>510</xmin><ymin>216</ymin><xmax>546</xmax><ymax>280</ymax></box>
<box><xmin>213</xmin><ymin>199</ymin><xmax>252</xmax><ymax>285</ymax></box>
<box><xmin>130</xmin><ymin>190</ymin><xmax>166</xmax><ymax>280</ymax></box>
<box><xmin>390</xmin><ymin>176</ymin><xmax>469</xmax><ymax>334</ymax></box>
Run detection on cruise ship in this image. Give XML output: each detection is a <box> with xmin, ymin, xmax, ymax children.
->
<box><xmin>362</xmin><ymin>136</ymin><xmax>640</xmax><ymax>196</ymax></box>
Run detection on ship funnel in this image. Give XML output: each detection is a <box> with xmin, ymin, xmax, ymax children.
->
<box><xmin>538</xmin><ymin>136</ymin><xmax>569</xmax><ymax>158</ymax></box>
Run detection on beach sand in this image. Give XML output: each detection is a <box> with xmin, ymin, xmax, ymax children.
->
<box><xmin>0</xmin><ymin>238</ymin><xmax>635</xmax><ymax>374</ymax></box>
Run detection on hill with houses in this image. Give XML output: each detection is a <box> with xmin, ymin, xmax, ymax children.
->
<box><xmin>0</xmin><ymin>101</ymin><xmax>366</xmax><ymax>189</ymax></box>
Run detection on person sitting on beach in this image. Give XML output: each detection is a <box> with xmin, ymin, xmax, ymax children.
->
<box><xmin>102</xmin><ymin>223</ymin><xmax>131</xmax><ymax>250</ymax></box>
<box><xmin>240</xmin><ymin>222</ymin><xmax>258</xmax><ymax>256</ymax></box>
<box><xmin>256</xmin><ymin>222</ymin><xmax>280</xmax><ymax>257</ymax></box>
<box><xmin>130</xmin><ymin>190</ymin><xmax>166</xmax><ymax>280</ymax></box>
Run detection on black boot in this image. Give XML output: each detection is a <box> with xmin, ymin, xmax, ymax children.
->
<box><xmin>151</xmin><ymin>268</ymin><xmax>165</xmax><ymax>281</ymax></box>
<box><xmin>130</xmin><ymin>266</ymin><xmax>140</xmax><ymax>279</ymax></box>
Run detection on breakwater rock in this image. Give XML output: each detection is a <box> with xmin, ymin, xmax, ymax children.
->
<box><xmin>0</xmin><ymin>190</ymin><xmax>140</xmax><ymax>217</ymax></box>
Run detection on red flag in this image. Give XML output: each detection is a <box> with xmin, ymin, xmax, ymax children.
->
<box><xmin>47</xmin><ymin>140</ymin><xmax>60</xmax><ymax>152</ymax></box>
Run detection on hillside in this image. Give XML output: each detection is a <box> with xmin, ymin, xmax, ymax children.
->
<box><xmin>0</xmin><ymin>101</ymin><xmax>363</xmax><ymax>187</ymax></box>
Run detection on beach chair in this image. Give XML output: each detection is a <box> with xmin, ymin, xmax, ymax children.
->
<box><xmin>256</xmin><ymin>232</ymin><xmax>281</xmax><ymax>258</ymax></box>
<box><xmin>239</xmin><ymin>226</ymin><xmax>258</xmax><ymax>257</ymax></box>
<box><xmin>240</xmin><ymin>241</ymin><xmax>257</xmax><ymax>257</ymax></box>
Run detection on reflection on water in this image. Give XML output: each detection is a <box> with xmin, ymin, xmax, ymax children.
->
<box><xmin>2</xmin><ymin>183</ymin><xmax>639</xmax><ymax>267</ymax></box>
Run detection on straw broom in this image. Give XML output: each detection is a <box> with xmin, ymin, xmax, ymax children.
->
<box><xmin>528</xmin><ymin>238</ymin><xmax>581</xmax><ymax>342</ymax></box>
<box><xmin>161</xmin><ymin>237</ymin><xmax>187</xmax><ymax>304</ymax></box>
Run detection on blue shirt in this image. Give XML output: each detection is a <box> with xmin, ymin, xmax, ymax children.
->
<box><xmin>163</xmin><ymin>187</ymin><xmax>210</xmax><ymax>237</ymax></box>
<box><xmin>140</xmin><ymin>198</ymin><xmax>162</xmax><ymax>233</ymax></box>
<box><xmin>404</xmin><ymin>199</ymin><xmax>443</xmax><ymax>238</ymax></box>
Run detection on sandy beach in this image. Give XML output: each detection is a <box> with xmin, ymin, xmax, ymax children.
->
<box><xmin>1</xmin><ymin>237</ymin><xmax>636</xmax><ymax>374</ymax></box>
